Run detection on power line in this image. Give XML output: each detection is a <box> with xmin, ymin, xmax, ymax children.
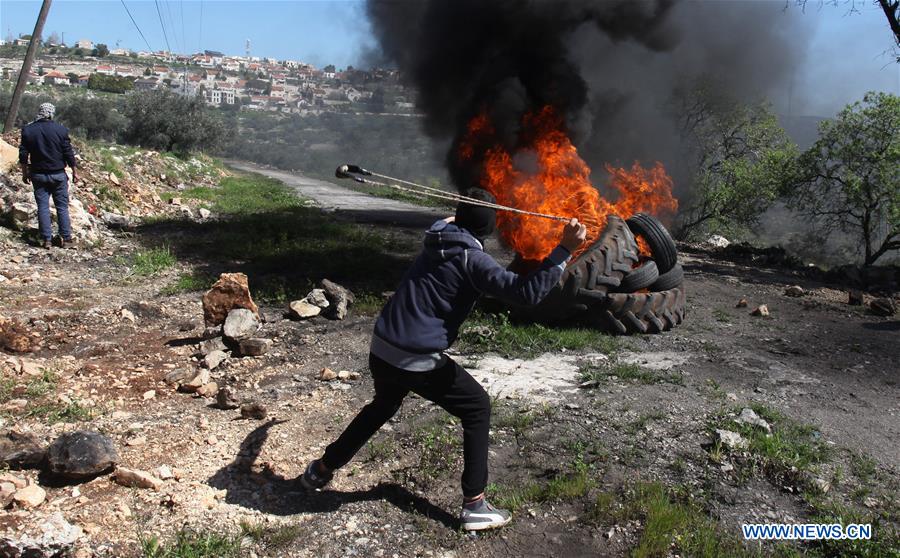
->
<box><xmin>179</xmin><ymin>0</ymin><xmax>186</xmax><ymax>53</ymax></box>
<box><xmin>198</xmin><ymin>0</ymin><xmax>203</xmax><ymax>53</ymax></box>
<box><xmin>119</xmin><ymin>0</ymin><xmax>153</xmax><ymax>52</ymax></box>
<box><xmin>163</xmin><ymin>0</ymin><xmax>181</xmax><ymax>54</ymax></box>
<box><xmin>154</xmin><ymin>0</ymin><xmax>171</xmax><ymax>53</ymax></box>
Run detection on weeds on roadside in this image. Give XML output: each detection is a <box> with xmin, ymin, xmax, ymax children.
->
<box><xmin>366</xmin><ymin>437</ymin><xmax>398</xmax><ymax>462</ymax></box>
<box><xmin>140</xmin><ymin>529</ymin><xmax>241</xmax><ymax>558</ymax></box>
<box><xmin>238</xmin><ymin>521</ymin><xmax>306</xmax><ymax>552</ymax></box>
<box><xmin>161</xmin><ymin>272</ymin><xmax>216</xmax><ymax>295</ymax></box>
<box><xmin>707</xmin><ymin>404</ymin><xmax>831</xmax><ymax>490</ymax></box>
<box><xmin>412</xmin><ymin>417</ymin><xmax>461</xmax><ymax>481</ymax></box>
<box><xmin>459</xmin><ymin>310</ymin><xmax>619</xmax><ymax>359</ymax></box>
<box><xmin>587</xmin><ymin>482</ymin><xmax>753</xmax><ymax>558</ymax></box>
<box><xmin>25</xmin><ymin>401</ymin><xmax>93</xmax><ymax>423</ymax></box>
<box><xmin>578</xmin><ymin>360</ymin><xmax>683</xmax><ymax>386</ymax></box>
<box><xmin>487</xmin><ymin>469</ymin><xmax>594</xmax><ymax>512</ymax></box>
<box><xmin>131</xmin><ymin>246</ymin><xmax>177</xmax><ymax>276</ymax></box>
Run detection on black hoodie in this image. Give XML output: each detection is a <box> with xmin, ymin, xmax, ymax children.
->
<box><xmin>372</xmin><ymin>219</ymin><xmax>570</xmax><ymax>366</ymax></box>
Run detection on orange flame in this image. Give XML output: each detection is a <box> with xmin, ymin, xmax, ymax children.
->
<box><xmin>459</xmin><ymin>106</ymin><xmax>677</xmax><ymax>260</ymax></box>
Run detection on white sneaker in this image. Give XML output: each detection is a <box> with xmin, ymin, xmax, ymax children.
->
<box><xmin>460</xmin><ymin>498</ymin><xmax>512</xmax><ymax>531</ymax></box>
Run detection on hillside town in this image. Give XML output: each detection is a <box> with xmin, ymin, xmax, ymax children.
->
<box><xmin>0</xmin><ymin>37</ymin><xmax>412</xmax><ymax>114</ymax></box>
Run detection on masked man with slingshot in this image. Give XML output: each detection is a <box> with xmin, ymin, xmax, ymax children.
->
<box><xmin>301</xmin><ymin>187</ymin><xmax>587</xmax><ymax>531</ymax></box>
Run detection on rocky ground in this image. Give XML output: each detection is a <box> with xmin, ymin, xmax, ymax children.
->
<box><xmin>0</xmin><ymin>164</ymin><xmax>898</xmax><ymax>558</ymax></box>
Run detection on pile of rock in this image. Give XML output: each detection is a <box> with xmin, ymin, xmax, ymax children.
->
<box><xmin>0</xmin><ymin>134</ymin><xmax>226</xmax><ymax>242</ymax></box>
<box><xmin>289</xmin><ymin>279</ymin><xmax>355</xmax><ymax>321</ymax></box>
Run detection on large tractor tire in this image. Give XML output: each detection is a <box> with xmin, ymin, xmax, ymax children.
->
<box><xmin>650</xmin><ymin>263</ymin><xmax>684</xmax><ymax>292</ymax></box>
<box><xmin>626</xmin><ymin>213</ymin><xmax>678</xmax><ymax>274</ymax></box>
<box><xmin>614</xmin><ymin>259</ymin><xmax>659</xmax><ymax>293</ymax></box>
<box><xmin>593</xmin><ymin>287</ymin><xmax>686</xmax><ymax>335</ymax></box>
<box><xmin>510</xmin><ymin>215</ymin><xmax>640</xmax><ymax>322</ymax></box>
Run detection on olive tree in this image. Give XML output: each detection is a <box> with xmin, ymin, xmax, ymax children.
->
<box><xmin>122</xmin><ymin>89</ymin><xmax>230</xmax><ymax>154</ymax></box>
<box><xmin>788</xmin><ymin>92</ymin><xmax>899</xmax><ymax>265</ymax></box>
<box><xmin>673</xmin><ymin>83</ymin><xmax>800</xmax><ymax>239</ymax></box>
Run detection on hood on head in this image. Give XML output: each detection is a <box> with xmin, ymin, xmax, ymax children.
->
<box><xmin>423</xmin><ymin>220</ymin><xmax>483</xmax><ymax>262</ymax></box>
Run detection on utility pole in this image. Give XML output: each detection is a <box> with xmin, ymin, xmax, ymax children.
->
<box><xmin>3</xmin><ymin>0</ymin><xmax>53</xmax><ymax>133</ymax></box>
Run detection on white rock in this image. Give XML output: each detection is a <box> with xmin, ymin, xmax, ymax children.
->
<box><xmin>289</xmin><ymin>300</ymin><xmax>321</xmax><ymax>319</ymax></box>
<box><xmin>706</xmin><ymin>234</ymin><xmax>730</xmax><ymax>248</ymax></box>
<box><xmin>198</xmin><ymin>208</ymin><xmax>211</xmax><ymax>220</ymax></box>
<box><xmin>114</xmin><ymin>467</ymin><xmax>163</xmax><ymax>490</ymax></box>
<box><xmin>202</xmin><ymin>350</ymin><xmax>228</xmax><ymax>370</ymax></box>
<box><xmin>13</xmin><ymin>484</ymin><xmax>46</xmax><ymax>508</ymax></box>
<box><xmin>715</xmin><ymin>429</ymin><xmax>748</xmax><ymax>450</ymax></box>
<box><xmin>223</xmin><ymin>308</ymin><xmax>260</xmax><ymax>341</ymax></box>
<box><xmin>736</xmin><ymin>408</ymin><xmax>771</xmax><ymax>432</ymax></box>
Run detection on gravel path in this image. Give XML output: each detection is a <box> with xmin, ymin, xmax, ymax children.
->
<box><xmin>225</xmin><ymin>160</ymin><xmax>447</xmax><ymax>229</ymax></box>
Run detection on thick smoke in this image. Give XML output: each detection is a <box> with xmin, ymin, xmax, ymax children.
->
<box><xmin>364</xmin><ymin>0</ymin><xmax>811</xmax><ymax>194</ymax></box>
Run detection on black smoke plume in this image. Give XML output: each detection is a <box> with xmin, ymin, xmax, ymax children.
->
<box><xmin>364</xmin><ymin>0</ymin><xmax>809</xmax><ymax>193</ymax></box>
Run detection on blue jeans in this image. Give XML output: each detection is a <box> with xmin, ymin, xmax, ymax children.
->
<box><xmin>31</xmin><ymin>171</ymin><xmax>71</xmax><ymax>241</ymax></box>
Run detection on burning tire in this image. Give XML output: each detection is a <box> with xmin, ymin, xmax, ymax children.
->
<box><xmin>626</xmin><ymin>213</ymin><xmax>678</xmax><ymax>274</ymax></box>
<box><xmin>593</xmin><ymin>287</ymin><xmax>686</xmax><ymax>335</ymax></box>
<box><xmin>511</xmin><ymin>215</ymin><xmax>639</xmax><ymax>322</ymax></box>
<box><xmin>507</xmin><ymin>213</ymin><xmax>686</xmax><ymax>335</ymax></box>
<box><xmin>614</xmin><ymin>259</ymin><xmax>659</xmax><ymax>293</ymax></box>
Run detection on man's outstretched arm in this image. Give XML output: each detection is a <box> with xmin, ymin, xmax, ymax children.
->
<box><xmin>464</xmin><ymin>218</ymin><xmax>587</xmax><ymax>306</ymax></box>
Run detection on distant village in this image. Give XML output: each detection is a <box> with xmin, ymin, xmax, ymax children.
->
<box><xmin>0</xmin><ymin>35</ymin><xmax>414</xmax><ymax>115</ymax></box>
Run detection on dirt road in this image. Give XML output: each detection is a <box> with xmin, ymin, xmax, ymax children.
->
<box><xmin>225</xmin><ymin>160</ymin><xmax>447</xmax><ymax>230</ymax></box>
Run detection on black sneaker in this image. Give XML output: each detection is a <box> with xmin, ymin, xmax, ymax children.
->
<box><xmin>299</xmin><ymin>459</ymin><xmax>333</xmax><ymax>490</ymax></box>
<box><xmin>460</xmin><ymin>498</ymin><xmax>512</xmax><ymax>531</ymax></box>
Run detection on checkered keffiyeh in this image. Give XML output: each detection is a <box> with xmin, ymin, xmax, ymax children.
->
<box><xmin>37</xmin><ymin>102</ymin><xmax>55</xmax><ymax>120</ymax></box>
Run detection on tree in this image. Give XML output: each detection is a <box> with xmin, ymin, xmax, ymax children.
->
<box><xmin>87</xmin><ymin>73</ymin><xmax>134</xmax><ymax>93</ymax></box>
<box><xmin>57</xmin><ymin>97</ymin><xmax>126</xmax><ymax>141</ymax></box>
<box><xmin>323</xmin><ymin>64</ymin><xmax>336</xmax><ymax>73</ymax></box>
<box><xmin>122</xmin><ymin>89</ymin><xmax>230</xmax><ymax>153</ymax></box>
<box><xmin>93</xmin><ymin>43</ymin><xmax>110</xmax><ymax>57</ymax></box>
<box><xmin>672</xmin><ymin>82</ymin><xmax>800</xmax><ymax>239</ymax></box>
<box><xmin>46</xmin><ymin>31</ymin><xmax>60</xmax><ymax>45</ymax></box>
<box><xmin>788</xmin><ymin>92</ymin><xmax>900</xmax><ymax>265</ymax></box>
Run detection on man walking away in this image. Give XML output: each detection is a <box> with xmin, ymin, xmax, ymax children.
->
<box><xmin>300</xmin><ymin>188</ymin><xmax>587</xmax><ymax>531</ymax></box>
<box><xmin>19</xmin><ymin>103</ymin><xmax>79</xmax><ymax>249</ymax></box>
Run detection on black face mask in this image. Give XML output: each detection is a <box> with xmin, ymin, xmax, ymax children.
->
<box><xmin>456</xmin><ymin>200</ymin><xmax>496</xmax><ymax>241</ymax></box>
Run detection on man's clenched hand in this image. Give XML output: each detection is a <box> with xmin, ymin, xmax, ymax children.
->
<box><xmin>561</xmin><ymin>218</ymin><xmax>587</xmax><ymax>253</ymax></box>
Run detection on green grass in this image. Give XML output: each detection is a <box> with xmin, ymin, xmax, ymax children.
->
<box><xmin>713</xmin><ymin>308</ymin><xmax>732</xmax><ymax>323</ymax></box>
<box><xmin>587</xmin><ymin>482</ymin><xmax>756</xmax><ymax>558</ymax></box>
<box><xmin>0</xmin><ymin>376</ymin><xmax>15</xmax><ymax>404</ymax></box>
<box><xmin>413</xmin><ymin>418</ymin><xmax>461</xmax><ymax>481</ymax></box>
<box><xmin>140</xmin><ymin>173</ymin><xmax>416</xmax><ymax>306</ymax></box>
<box><xmin>487</xmin><ymin>469</ymin><xmax>594</xmax><ymax>512</ymax></box>
<box><xmin>459</xmin><ymin>310</ymin><xmax>620</xmax><ymax>359</ymax></box>
<box><xmin>94</xmin><ymin>183</ymin><xmax>127</xmax><ymax>211</ymax></box>
<box><xmin>709</xmin><ymin>404</ymin><xmax>832</xmax><ymax>489</ymax></box>
<box><xmin>24</xmin><ymin>369</ymin><xmax>58</xmax><ymax>398</ymax></box>
<box><xmin>579</xmin><ymin>360</ymin><xmax>683</xmax><ymax>386</ymax></box>
<box><xmin>24</xmin><ymin>401</ymin><xmax>93</xmax><ymax>423</ymax></box>
<box><xmin>805</xmin><ymin>499</ymin><xmax>900</xmax><ymax>557</ymax></box>
<box><xmin>161</xmin><ymin>272</ymin><xmax>217</xmax><ymax>295</ymax></box>
<box><xmin>366</xmin><ymin>437</ymin><xmax>398</xmax><ymax>462</ymax></box>
<box><xmin>238</xmin><ymin>521</ymin><xmax>306</xmax><ymax>552</ymax></box>
<box><xmin>140</xmin><ymin>529</ymin><xmax>241</xmax><ymax>558</ymax></box>
<box><xmin>131</xmin><ymin>246</ymin><xmax>177</xmax><ymax>276</ymax></box>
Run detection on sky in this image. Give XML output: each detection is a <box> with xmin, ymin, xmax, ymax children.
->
<box><xmin>1</xmin><ymin>0</ymin><xmax>898</xmax><ymax>117</ymax></box>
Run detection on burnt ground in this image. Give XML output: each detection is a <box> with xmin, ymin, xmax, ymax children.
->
<box><xmin>1</xmin><ymin>175</ymin><xmax>899</xmax><ymax>557</ymax></box>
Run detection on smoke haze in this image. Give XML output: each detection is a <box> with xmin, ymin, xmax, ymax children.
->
<box><xmin>363</xmin><ymin>0</ymin><xmax>814</xmax><ymax>191</ymax></box>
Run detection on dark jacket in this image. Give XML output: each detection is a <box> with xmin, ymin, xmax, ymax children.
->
<box><xmin>373</xmin><ymin>219</ymin><xmax>570</xmax><ymax>354</ymax></box>
<box><xmin>19</xmin><ymin>119</ymin><xmax>77</xmax><ymax>173</ymax></box>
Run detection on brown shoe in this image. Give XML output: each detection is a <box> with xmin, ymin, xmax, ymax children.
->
<box><xmin>42</xmin><ymin>239</ymin><xmax>52</xmax><ymax>249</ymax></box>
<box><xmin>62</xmin><ymin>238</ymin><xmax>77</xmax><ymax>250</ymax></box>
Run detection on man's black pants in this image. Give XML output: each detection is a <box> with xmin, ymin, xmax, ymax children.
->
<box><xmin>322</xmin><ymin>353</ymin><xmax>491</xmax><ymax>498</ymax></box>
